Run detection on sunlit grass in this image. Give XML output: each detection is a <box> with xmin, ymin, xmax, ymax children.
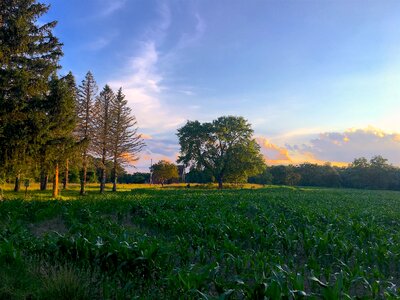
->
<box><xmin>1</xmin><ymin>182</ymin><xmax>264</xmax><ymax>201</ymax></box>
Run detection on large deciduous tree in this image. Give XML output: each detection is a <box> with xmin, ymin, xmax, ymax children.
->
<box><xmin>177</xmin><ymin>116</ymin><xmax>265</xmax><ymax>189</ymax></box>
<box><xmin>109</xmin><ymin>88</ymin><xmax>144</xmax><ymax>192</ymax></box>
<box><xmin>76</xmin><ymin>71</ymin><xmax>98</xmax><ymax>194</ymax></box>
<box><xmin>92</xmin><ymin>85</ymin><xmax>115</xmax><ymax>193</ymax></box>
<box><xmin>0</xmin><ymin>0</ymin><xmax>62</xmax><ymax>182</ymax></box>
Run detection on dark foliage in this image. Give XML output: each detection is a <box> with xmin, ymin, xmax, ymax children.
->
<box><xmin>248</xmin><ymin>156</ymin><xmax>400</xmax><ymax>191</ymax></box>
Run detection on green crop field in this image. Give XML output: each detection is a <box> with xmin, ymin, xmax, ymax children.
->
<box><xmin>1</xmin><ymin>186</ymin><xmax>399</xmax><ymax>299</ymax></box>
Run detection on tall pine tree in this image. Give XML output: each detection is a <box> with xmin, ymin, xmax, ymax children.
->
<box><xmin>92</xmin><ymin>85</ymin><xmax>115</xmax><ymax>193</ymax></box>
<box><xmin>37</xmin><ymin>74</ymin><xmax>77</xmax><ymax>197</ymax></box>
<box><xmin>0</xmin><ymin>1</ymin><xmax>62</xmax><ymax>182</ymax></box>
<box><xmin>76</xmin><ymin>71</ymin><xmax>98</xmax><ymax>194</ymax></box>
<box><xmin>110</xmin><ymin>88</ymin><xmax>144</xmax><ymax>191</ymax></box>
<box><xmin>62</xmin><ymin>72</ymin><xmax>78</xmax><ymax>191</ymax></box>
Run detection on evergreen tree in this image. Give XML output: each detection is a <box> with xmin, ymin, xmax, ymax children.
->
<box><xmin>76</xmin><ymin>71</ymin><xmax>98</xmax><ymax>194</ymax></box>
<box><xmin>110</xmin><ymin>88</ymin><xmax>144</xmax><ymax>191</ymax></box>
<box><xmin>0</xmin><ymin>0</ymin><xmax>62</xmax><ymax>181</ymax></box>
<box><xmin>92</xmin><ymin>85</ymin><xmax>115</xmax><ymax>193</ymax></box>
<box><xmin>61</xmin><ymin>72</ymin><xmax>78</xmax><ymax>190</ymax></box>
<box><xmin>37</xmin><ymin>74</ymin><xmax>77</xmax><ymax>197</ymax></box>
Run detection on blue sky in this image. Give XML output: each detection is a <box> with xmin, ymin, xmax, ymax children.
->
<box><xmin>42</xmin><ymin>0</ymin><xmax>400</xmax><ymax>170</ymax></box>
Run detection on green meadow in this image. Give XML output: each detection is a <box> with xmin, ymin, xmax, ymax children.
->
<box><xmin>1</xmin><ymin>186</ymin><xmax>399</xmax><ymax>299</ymax></box>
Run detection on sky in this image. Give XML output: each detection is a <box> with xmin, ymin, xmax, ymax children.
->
<box><xmin>41</xmin><ymin>0</ymin><xmax>400</xmax><ymax>171</ymax></box>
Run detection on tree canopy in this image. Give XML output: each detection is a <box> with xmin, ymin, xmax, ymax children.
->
<box><xmin>150</xmin><ymin>160</ymin><xmax>179</xmax><ymax>186</ymax></box>
<box><xmin>247</xmin><ymin>156</ymin><xmax>400</xmax><ymax>191</ymax></box>
<box><xmin>177</xmin><ymin>116</ymin><xmax>265</xmax><ymax>188</ymax></box>
<box><xmin>0</xmin><ymin>0</ymin><xmax>62</xmax><ymax>179</ymax></box>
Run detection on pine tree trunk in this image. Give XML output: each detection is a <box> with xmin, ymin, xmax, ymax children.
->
<box><xmin>80</xmin><ymin>155</ymin><xmax>87</xmax><ymax>195</ymax></box>
<box><xmin>63</xmin><ymin>159</ymin><xmax>69</xmax><ymax>190</ymax></box>
<box><xmin>40</xmin><ymin>152</ymin><xmax>47</xmax><ymax>191</ymax></box>
<box><xmin>52</xmin><ymin>163</ymin><xmax>59</xmax><ymax>197</ymax></box>
<box><xmin>100</xmin><ymin>167</ymin><xmax>106</xmax><ymax>193</ymax></box>
<box><xmin>112</xmin><ymin>160</ymin><xmax>117</xmax><ymax>192</ymax></box>
<box><xmin>40</xmin><ymin>174</ymin><xmax>45</xmax><ymax>190</ymax></box>
<box><xmin>112</xmin><ymin>177</ymin><xmax>117</xmax><ymax>192</ymax></box>
<box><xmin>100</xmin><ymin>149</ymin><xmax>106</xmax><ymax>193</ymax></box>
<box><xmin>14</xmin><ymin>173</ymin><xmax>21</xmax><ymax>192</ymax></box>
<box><xmin>44</xmin><ymin>175</ymin><xmax>48</xmax><ymax>190</ymax></box>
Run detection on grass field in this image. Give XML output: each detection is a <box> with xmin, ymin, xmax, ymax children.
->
<box><xmin>0</xmin><ymin>185</ymin><xmax>399</xmax><ymax>299</ymax></box>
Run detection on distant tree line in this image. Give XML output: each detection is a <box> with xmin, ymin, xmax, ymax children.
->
<box><xmin>130</xmin><ymin>155</ymin><xmax>400</xmax><ymax>192</ymax></box>
<box><xmin>0</xmin><ymin>1</ymin><xmax>144</xmax><ymax>196</ymax></box>
<box><xmin>182</xmin><ymin>155</ymin><xmax>400</xmax><ymax>190</ymax></box>
<box><xmin>250</xmin><ymin>156</ymin><xmax>400</xmax><ymax>191</ymax></box>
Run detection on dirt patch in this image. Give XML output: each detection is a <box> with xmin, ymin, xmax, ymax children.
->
<box><xmin>29</xmin><ymin>217</ymin><xmax>67</xmax><ymax>238</ymax></box>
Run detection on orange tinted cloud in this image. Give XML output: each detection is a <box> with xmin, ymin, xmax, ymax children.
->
<box><xmin>256</xmin><ymin>137</ymin><xmax>292</xmax><ymax>165</ymax></box>
<box><xmin>393</xmin><ymin>134</ymin><xmax>400</xmax><ymax>142</ymax></box>
<box><xmin>141</xmin><ymin>133</ymin><xmax>153</xmax><ymax>140</ymax></box>
<box><xmin>257</xmin><ymin>135</ymin><xmax>353</xmax><ymax>167</ymax></box>
<box><xmin>291</xmin><ymin>151</ymin><xmax>348</xmax><ymax>167</ymax></box>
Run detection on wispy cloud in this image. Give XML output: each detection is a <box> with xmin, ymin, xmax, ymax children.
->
<box><xmin>97</xmin><ymin>0</ymin><xmax>126</xmax><ymax>18</ymax></box>
<box><xmin>84</xmin><ymin>32</ymin><xmax>118</xmax><ymax>50</ymax></box>
<box><xmin>109</xmin><ymin>41</ymin><xmax>186</xmax><ymax>131</ymax></box>
<box><xmin>107</xmin><ymin>2</ymin><xmax>207</xmax><ymax>134</ymax></box>
<box><xmin>177</xmin><ymin>13</ymin><xmax>206</xmax><ymax>49</ymax></box>
<box><xmin>105</xmin><ymin>2</ymin><xmax>209</xmax><ymax>173</ymax></box>
<box><xmin>141</xmin><ymin>2</ymin><xmax>171</xmax><ymax>44</ymax></box>
<box><xmin>179</xmin><ymin>89</ymin><xmax>195</xmax><ymax>96</ymax></box>
<box><xmin>79</xmin><ymin>0</ymin><xmax>127</xmax><ymax>23</ymax></box>
<box><xmin>127</xmin><ymin>41</ymin><xmax>162</xmax><ymax>92</ymax></box>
